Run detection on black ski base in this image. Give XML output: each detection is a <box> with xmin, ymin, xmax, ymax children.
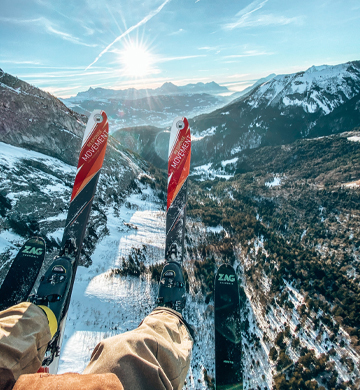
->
<box><xmin>0</xmin><ymin>237</ymin><xmax>45</xmax><ymax>311</ymax></box>
<box><xmin>215</xmin><ymin>263</ymin><xmax>243</xmax><ymax>389</ymax></box>
<box><xmin>165</xmin><ymin>180</ymin><xmax>188</xmax><ymax>263</ymax></box>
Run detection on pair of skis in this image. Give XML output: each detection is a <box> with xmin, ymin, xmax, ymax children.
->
<box><xmin>0</xmin><ymin>114</ymin><xmax>191</xmax><ymax>372</ymax></box>
<box><xmin>0</xmin><ymin>112</ymin><xmax>242</xmax><ymax>388</ymax></box>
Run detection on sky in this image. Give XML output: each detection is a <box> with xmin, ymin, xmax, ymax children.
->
<box><xmin>1</xmin><ymin>0</ymin><xmax>360</xmax><ymax>98</ymax></box>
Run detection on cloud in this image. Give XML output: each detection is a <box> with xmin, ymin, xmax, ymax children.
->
<box><xmin>0</xmin><ymin>16</ymin><xmax>42</xmax><ymax>24</ymax></box>
<box><xmin>169</xmin><ymin>28</ymin><xmax>184</xmax><ymax>36</ymax></box>
<box><xmin>223</xmin><ymin>0</ymin><xmax>268</xmax><ymax>29</ymax></box>
<box><xmin>225</xmin><ymin>73</ymin><xmax>251</xmax><ymax>79</ymax></box>
<box><xmin>157</xmin><ymin>54</ymin><xmax>206</xmax><ymax>63</ymax></box>
<box><xmin>223</xmin><ymin>50</ymin><xmax>274</xmax><ymax>58</ymax></box>
<box><xmin>0</xmin><ymin>16</ymin><xmax>96</xmax><ymax>47</ymax></box>
<box><xmin>237</xmin><ymin>0</ymin><xmax>269</xmax><ymax>18</ymax></box>
<box><xmin>198</xmin><ymin>46</ymin><xmax>220</xmax><ymax>51</ymax></box>
<box><xmin>85</xmin><ymin>0</ymin><xmax>171</xmax><ymax>70</ymax></box>
<box><xmin>0</xmin><ymin>60</ymin><xmax>43</xmax><ymax>65</ymax></box>
<box><xmin>223</xmin><ymin>0</ymin><xmax>301</xmax><ymax>29</ymax></box>
<box><xmin>45</xmin><ymin>24</ymin><xmax>97</xmax><ymax>47</ymax></box>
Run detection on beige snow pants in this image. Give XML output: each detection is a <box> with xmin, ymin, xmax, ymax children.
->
<box><xmin>0</xmin><ymin>303</ymin><xmax>193</xmax><ymax>390</ymax></box>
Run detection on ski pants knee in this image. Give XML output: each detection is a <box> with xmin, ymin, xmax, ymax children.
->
<box><xmin>83</xmin><ymin>307</ymin><xmax>193</xmax><ymax>389</ymax></box>
<box><xmin>0</xmin><ymin>302</ymin><xmax>51</xmax><ymax>383</ymax></box>
<box><xmin>0</xmin><ymin>304</ymin><xmax>193</xmax><ymax>390</ymax></box>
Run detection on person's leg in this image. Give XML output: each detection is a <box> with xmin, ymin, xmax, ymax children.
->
<box><xmin>0</xmin><ymin>302</ymin><xmax>51</xmax><ymax>381</ymax></box>
<box><xmin>83</xmin><ymin>307</ymin><xmax>193</xmax><ymax>390</ymax></box>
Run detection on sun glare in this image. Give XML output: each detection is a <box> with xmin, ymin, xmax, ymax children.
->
<box><xmin>120</xmin><ymin>43</ymin><xmax>155</xmax><ymax>78</ymax></box>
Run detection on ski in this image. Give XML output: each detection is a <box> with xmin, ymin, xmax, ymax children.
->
<box><xmin>39</xmin><ymin>109</ymin><xmax>109</xmax><ymax>373</ymax></box>
<box><xmin>0</xmin><ymin>237</ymin><xmax>45</xmax><ymax>311</ymax></box>
<box><xmin>165</xmin><ymin>117</ymin><xmax>191</xmax><ymax>263</ymax></box>
<box><xmin>215</xmin><ymin>263</ymin><xmax>243</xmax><ymax>389</ymax></box>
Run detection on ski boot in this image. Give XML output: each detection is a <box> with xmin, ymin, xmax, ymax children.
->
<box><xmin>157</xmin><ymin>261</ymin><xmax>186</xmax><ymax>313</ymax></box>
<box><xmin>30</xmin><ymin>239</ymin><xmax>76</xmax><ymax>337</ymax></box>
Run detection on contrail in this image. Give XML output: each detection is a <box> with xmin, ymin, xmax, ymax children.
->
<box><xmin>85</xmin><ymin>0</ymin><xmax>170</xmax><ymax>70</ymax></box>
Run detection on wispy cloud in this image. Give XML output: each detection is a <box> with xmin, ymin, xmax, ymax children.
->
<box><xmin>169</xmin><ymin>28</ymin><xmax>184</xmax><ymax>36</ymax></box>
<box><xmin>223</xmin><ymin>50</ymin><xmax>274</xmax><ymax>58</ymax></box>
<box><xmin>0</xmin><ymin>60</ymin><xmax>43</xmax><ymax>65</ymax></box>
<box><xmin>198</xmin><ymin>46</ymin><xmax>220</xmax><ymax>51</ymax></box>
<box><xmin>157</xmin><ymin>54</ymin><xmax>206</xmax><ymax>63</ymax></box>
<box><xmin>223</xmin><ymin>0</ymin><xmax>301</xmax><ymax>30</ymax></box>
<box><xmin>0</xmin><ymin>16</ymin><xmax>41</xmax><ymax>24</ymax></box>
<box><xmin>85</xmin><ymin>0</ymin><xmax>171</xmax><ymax>70</ymax></box>
<box><xmin>224</xmin><ymin>0</ymin><xmax>268</xmax><ymax>29</ymax></box>
<box><xmin>45</xmin><ymin>24</ymin><xmax>97</xmax><ymax>47</ymax></box>
<box><xmin>0</xmin><ymin>16</ymin><xmax>96</xmax><ymax>47</ymax></box>
<box><xmin>225</xmin><ymin>73</ymin><xmax>251</xmax><ymax>79</ymax></box>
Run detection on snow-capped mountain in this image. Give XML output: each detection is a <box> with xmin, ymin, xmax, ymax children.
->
<box><xmin>189</xmin><ymin>60</ymin><xmax>360</xmax><ymax>165</ymax></box>
<box><xmin>230</xmin><ymin>73</ymin><xmax>276</xmax><ymax>101</ymax></box>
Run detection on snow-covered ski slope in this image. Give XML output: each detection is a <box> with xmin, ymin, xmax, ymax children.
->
<box><xmin>58</xmin><ymin>189</ymin><xmax>164</xmax><ymax>373</ymax></box>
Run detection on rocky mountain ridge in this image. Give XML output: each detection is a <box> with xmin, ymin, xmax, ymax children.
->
<box><xmin>0</xmin><ymin>70</ymin><xmax>87</xmax><ymax>166</ymax></box>
<box><xmin>189</xmin><ymin>60</ymin><xmax>360</xmax><ymax>166</ymax></box>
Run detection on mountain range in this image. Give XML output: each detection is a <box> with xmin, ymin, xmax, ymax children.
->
<box><xmin>68</xmin><ymin>81</ymin><xmax>229</xmax><ymax>101</ymax></box>
<box><xmin>62</xmin><ymin>81</ymin><xmax>231</xmax><ymax>131</ymax></box>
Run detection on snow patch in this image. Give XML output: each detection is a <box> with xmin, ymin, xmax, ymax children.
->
<box><xmin>191</xmin><ymin>126</ymin><xmax>217</xmax><ymax>141</ymax></box>
<box><xmin>347</xmin><ymin>136</ymin><xmax>360</xmax><ymax>142</ymax></box>
<box><xmin>221</xmin><ymin>157</ymin><xmax>238</xmax><ymax>167</ymax></box>
<box><xmin>207</xmin><ymin>225</ymin><xmax>224</xmax><ymax>234</ymax></box>
<box><xmin>192</xmin><ymin>163</ymin><xmax>233</xmax><ymax>181</ymax></box>
<box><xmin>265</xmin><ymin>176</ymin><xmax>281</xmax><ymax>187</ymax></box>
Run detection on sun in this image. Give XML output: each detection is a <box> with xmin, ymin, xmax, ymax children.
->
<box><xmin>120</xmin><ymin>42</ymin><xmax>155</xmax><ymax>78</ymax></box>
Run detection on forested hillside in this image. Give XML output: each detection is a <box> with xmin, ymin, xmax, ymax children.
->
<box><xmin>186</xmin><ymin>131</ymin><xmax>360</xmax><ymax>389</ymax></box>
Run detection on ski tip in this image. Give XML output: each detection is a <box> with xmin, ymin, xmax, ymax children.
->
<box><xmin>168</xmin><ymin>117</ymin><xmax>190</xmax><ymax>159</ymax></box>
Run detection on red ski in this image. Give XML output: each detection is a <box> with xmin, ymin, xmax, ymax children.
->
<box><xmin>40</xmin><ymin>110</ymin><xmax>109</xmax><ymax>373</ymax></box>
<box><xmin>165</xmin><ymin>117</ymin><xmax>191</xmax><ymax>263</ymax></box>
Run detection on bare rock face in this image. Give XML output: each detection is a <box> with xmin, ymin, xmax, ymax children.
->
<box><xmin>0</xmin><ymin>69</ymin><xmax>87</xmax><ymax>166</ymax></box>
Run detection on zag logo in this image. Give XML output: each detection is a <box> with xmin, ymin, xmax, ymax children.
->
<box><xmin>22</xmin><ymin>246</ymin><xmax>43</xmax><ymax>255</ymax></box>
<box><xmin>218</xmin><ymin>273</ymin><xmax>235</xmax><ymax>283</ymax></box>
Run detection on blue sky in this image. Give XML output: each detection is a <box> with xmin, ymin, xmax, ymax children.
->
<box><xmin>1</xmin><ymin>0</ymin><xmax>359</xmax><ymax>97</ymax></box>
